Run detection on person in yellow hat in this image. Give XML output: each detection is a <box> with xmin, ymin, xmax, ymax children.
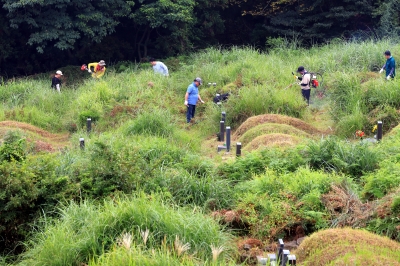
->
<box><xmin>87</xmin><ymin>60</ymin><xmax>106</xmax><ymax>78</ymax></box>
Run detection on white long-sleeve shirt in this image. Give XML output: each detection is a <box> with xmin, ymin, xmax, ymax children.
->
<box><xmin>152</xmin><ymin>61</ymin><xmax>169</xmax><ymax>76</ymax></box>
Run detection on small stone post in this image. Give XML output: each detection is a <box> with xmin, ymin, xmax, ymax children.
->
<box><xmin>221</xmin><ymin>111</ymin><xmax>226</xmax><ymax>122</ymax></box>
<box><xmin>277</xmin><ymin>239</ymin><xmax>284</xmax><ymax>264</ymax></box>
<box><xmin>226</xmin><ymin>126</ymin><xmax>231</xmax><ymax>152</ymax></box>
<box><xmin>288</xmin><ymin>254</ymin><xmax>296</xmax><ymax>265</ymax></box>
<box><xmin>281</xmin><ymin>250</ymin><xmax>290</xmax><ymax>266</ymax></box>
<box><xmin>220</xmin><ymin>121</ymin><xmax>225</xmax><ymax>142</ymax></box>
<box><xmin>377</xmin><ymin>121</ymin><xmax>383</xmax><ymax>141</ymax></box>
<box><xmin>79</xmin><ymin>138</ymin><xmax>85</xmax><ymax>150</ymax></box>
<box><xmin>236</xmin><ymin>142</ymin><xmax>242</xmax><ymax>157</ymax></box>
<box><xmin>86</xmin><ymin>118</ymin><xmax>92</xmax><ymax>134</ymax></box>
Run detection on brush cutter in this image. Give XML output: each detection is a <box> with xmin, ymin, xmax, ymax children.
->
<box><xmin>81</xmin><ymin>64</ymin><xmax>90</xmax><ymax>72</ymax></box>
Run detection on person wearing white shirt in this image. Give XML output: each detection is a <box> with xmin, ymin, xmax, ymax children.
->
<box><xmin>149</xmin><ymin>58</ymin><xmax>169</xmax><ymax>76</ymax></box>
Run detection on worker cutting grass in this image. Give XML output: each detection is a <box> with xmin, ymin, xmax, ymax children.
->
<box><xmin>81</xmin><ymin>60</ymin><xmax>107</xmax><ymax>78</ymax></box>
<box><xmin>379</xmin><ymin>50</ymin><xmax>395</xmax><ymax>80</ymax></box>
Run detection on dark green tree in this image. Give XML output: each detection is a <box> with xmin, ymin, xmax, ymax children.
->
<box><xmin>376</xmin><ymin>0</ymin><xmax>400</xmax><ymax>37</ymax></box>
<box><xmin>231</xmin><ymin>0</ymin><xmax>378</xmax><ymax>43</ymax></box>
<box><xmin>3</xmin><ymin>0</ymin><xmax>132</xmax><ymax>52</ymax></box>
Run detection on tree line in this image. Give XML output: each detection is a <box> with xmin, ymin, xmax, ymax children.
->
<box><xmin>0</xmin><ymin>0</ymin><xmax>397</xmax><ymax>77</ymax></box>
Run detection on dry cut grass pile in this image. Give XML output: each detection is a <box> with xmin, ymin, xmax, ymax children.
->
<box><xmin>234</xmin><ymin>114</ymin><xmax>324</xmax><ymax>139</ymax></box>
<box><xmin>295</xmin><ymin>228</ymin><xmax>400</xmax><ymax>266</ymax></box>
<box><xmin>243</xmin><ymin>133</ymin><xmax>301</xmax><ymax>151</ymax></box>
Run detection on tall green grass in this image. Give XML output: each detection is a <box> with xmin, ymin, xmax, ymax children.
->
<box><xmin>18</xmin><ymin>195</ymin><xmax>234</xmax><ymax>266</ymax></box>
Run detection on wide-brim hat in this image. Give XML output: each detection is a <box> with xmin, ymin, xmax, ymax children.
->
<box><xmin>98</xmin><ymin>60</ymin><xmax>106</xmax><ymax>66</ymax></box>
<box><xmin>56</xmin><ymin>70</ymin><xmax>63</xmax><ymax>75</ymax></box>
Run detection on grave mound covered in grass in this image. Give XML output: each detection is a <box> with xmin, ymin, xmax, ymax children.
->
<box><xmin>295</xmin><ymin>228</ymin><xmax>400</xmax><ymax>266</ymax></box>
<box><xmin>238</xmin><ymin>123</ymin><xmax>310</xmax><ymax>146</ymax></box>
<box><xmin>0</xmin><ymin>121</ymin><xmax>70</xmax><ymax>152</ymax></box>
<box><xmin>243</xmin><ymin>133</ymin><xmax>301</xmax><ymax>151</ymax></box>
<box><xmin>234</xmin><ymin>114</ymin><xmax>323</xmax><ymax>138</ymax></box>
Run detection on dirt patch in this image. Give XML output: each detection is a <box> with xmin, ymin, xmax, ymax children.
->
<box><xmin>243</xmin><ymin>133</ymin><xmax>302</xmax><ymax>151</ymax></box>
<box><xmin>234</xmin><ymin>114</ymin><xmax>324</xmax><ymax>139</ymax></box>
<box><xmin>295</xmin><ymin>228</ymin><xmax>400</xmax><ymax>265</ymax></box>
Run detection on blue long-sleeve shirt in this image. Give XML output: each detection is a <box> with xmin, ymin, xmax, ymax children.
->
<box><xmin>382</xmin><ymin>56</ymin><xmax>396</xmax><ymax>77</ymax></box>
<box><xmin>152</xmin><ymin>61</ymin><xmax>169</xmax><ymax>76</ymax></box>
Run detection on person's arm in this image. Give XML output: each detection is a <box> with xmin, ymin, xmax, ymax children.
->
<box><xmin>88</xmin><ymin>63</ymin><xmax>97</xmax><ymax>72</ymax></box>
<box><xmin>185</xmin><ymin>92</ymin><xmax>189</xmax><ymax>106</ymax></box>
<box><xmin>388</xmin><ymin>60</ymin><xmax>395</xmax><ymax>76</ymax></box>
<box><xmin>198</xmin><ymin>94</ymin><xmax>204</xmax><ymax>103</ymax></box>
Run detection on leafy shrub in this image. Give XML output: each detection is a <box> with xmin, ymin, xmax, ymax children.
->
<box><xmin>0</xmin><ymin>130</ymin><xmax>26</xmax><ymax>162</ymax></box>
<box><xmin>306</xmin><ymin>137</ymin><xmax>380</xmax><ymax>178</ymax></box>
<box><xmin>124</xmin><ymin>110</ymin><xmax>174</xmax><ymax>137</ymax></box>
<box><xmin>362</xmin><ymin>162</ymin><xmax>400</xmax><ymax>199</ymax></box>
<box><xmin>0</xmin><ymin>154</ymin><xmax>73</xmax><ymax>252</ymax></box>
<box><xmin>391</xmin><ymin>196</ymin><xmax>400</xmax><ymax>216</ymax></box>
<box><xmin>78</xmin><ymin>109</ymin><xmax>101</xmax><ymax>127</ymax></box>
<box><xmin>367</xmin><ymin>217</ymin><xmax>400</xmax><ymax>241</ymax></box>
<box><xmin>161</xmin><ymin>170</ymin><xmax>234</xmax><ymax>210</ymax></box>
<box><xmin>233</xmin><ymin>168</ymin><xmax>340</xmax><ymax>238</ymax></box>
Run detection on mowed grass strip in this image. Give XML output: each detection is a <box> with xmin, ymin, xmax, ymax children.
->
<box><xmin>238</xmin><ymin>123</ymin><xmax>310</xmax><ymax>146</ymax></box>
<box><xmin>234</xmin><ymin>114</ymin><xmax>323</xmax><ymax>139</ymax></box>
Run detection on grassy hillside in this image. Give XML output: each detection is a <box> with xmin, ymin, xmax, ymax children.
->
<box><xmin>1</xmin><ymin>40</ymin><xmax>400</xmax><ymax>265</ymax></box>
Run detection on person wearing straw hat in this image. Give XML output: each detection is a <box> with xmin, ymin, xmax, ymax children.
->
<box><xmin>184</xmin><ymin>77</ymin><xmax>205</xmax><ymax>123</ymax></box>
<box><xmin>51</xmin><ymin>70</ymin><xmax>63</xmax><ymax>92</ymax></box>
<box><xmin>87</xmin><ymin>60</ymin><xmax>107</xmax><ymax>78</ymax></box>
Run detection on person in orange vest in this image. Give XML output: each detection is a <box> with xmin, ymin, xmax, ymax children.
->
<box><xmin>87</xmin><ymin>60</ymin><xmax>106</xmax><ymax>78</ymax></box>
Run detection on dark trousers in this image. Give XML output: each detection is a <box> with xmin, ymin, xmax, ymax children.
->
<box><xmin>187</xmin><ymin>104</ymin><xmax>196</xmax><ymax>123</ymax></box>
<box><xmin>301</xmin><ymin>89</ymin><xmax>311</xmax><ymax>105</ymax></box>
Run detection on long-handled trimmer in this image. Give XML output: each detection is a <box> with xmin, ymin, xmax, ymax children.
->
<box><xmin>81</xmin><ymin>64</ymin><xmax>90</xmax><ymax>73</ymax></box>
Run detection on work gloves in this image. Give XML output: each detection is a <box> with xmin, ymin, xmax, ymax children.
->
<box><xmin>88</xmin><ymin>69</ymin><xmax>92</xmax><ymax>73</ymax></box>
<box><xmin>387</xmin><ymin>75</ymin><xmax>391</xmax><ymax>80</ymax></box>
<box><xmin>184</xmin><ymin>100</ymin><xmax>188</xmax><ymax>106</ymax></box>
<box><xmin>201</xmin><ymin>100</ymin><xmax>205</xmax><ymax>104</ymax></box>
<box><xmin>379</xmin><ymin>69</ymin><xmax>384</xmax><ymax>74</ymax></box>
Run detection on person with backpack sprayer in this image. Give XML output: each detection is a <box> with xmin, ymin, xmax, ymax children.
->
<box><xmin>379</xmin><ymin>50</ymin><xmax>395</xmax><ymax>80</ymax></box>
<box><xmin>294</xmin><ymin>66</ymin><xmax>311</xmax><ymax>105</ymax></box>
<box><xmin>81</xmin><ymin>60</ymin><xmax>107</xmax><ymax>78</ymax></box>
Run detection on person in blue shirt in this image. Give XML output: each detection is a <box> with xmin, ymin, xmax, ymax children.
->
<box><xmin>379</xmin><ymin>50</ymin><xmax>396</xmax><ymax>80</ymax></box>
<box><xmin>184</xmin><ymin>77</ymin><xmax>205</xmax><ymax>123</ymax></box>
<box><xmin>150</xmin><ymin>58</ymin><xmax>169</xmax><ymax>76</ymax></box>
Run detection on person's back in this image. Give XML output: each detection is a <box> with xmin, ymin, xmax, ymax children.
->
<box><xmin>150</xmin><ymin>58</ymin><xmax>169</xmax><ymax>76</ymax></box>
